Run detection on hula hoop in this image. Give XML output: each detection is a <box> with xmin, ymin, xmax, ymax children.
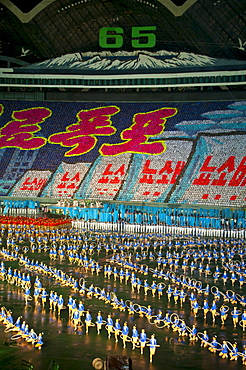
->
<box><xmin>148</xmin><ymin>315</ymin><xmax>157</xmax><ymax>325</ymax></box>
<box><xmin>125</xmin><ymin>300</ymin><xmax>133</xmax><ymax>309</ymax></box>
<box><xmin>221</xmin><ymin>305</ymin><xmax>229</xmax><ymax>314</ymax></box>
<box><xmin>225</xmin><ymin>290</ymin><xmax>234</xmax><ymax>299</ymax></box>
<box><xmin>105</xmin><ymin>324</ymin><xmax>115</xmax><ymax>332</ymax></box>
<box><xmin>239</xmin><ymin>320</ymin><xmax>246</xmax><ymax>328</ymax></box>
<box><xmin>120</xmin><ymin>334</ymin><xmax>132</xmax><ymax>342</ymax></box>
<box><xmin>221</xmin><ymin>262</ymin><xmax>228</xmax><ymax>270</ymax></box>
<box><xmin>172</xmin><ymin>318</ymin><xmax>183</xmax><ymax>328</ymax></box>
<box><xmin>236</xmin><ymin>293</ymin><xmax>243</xmax><ymax>302</ymax></box>
<box><xmin>4</xmin><ymin>325</ymin><xmax>15</xmax><ymax>332</ymax></box>
<box><xmin>170</xmin><ymin>313</ymin><xmax>179</xmax><ymax>324</ymax></box>
<box><xmin>79</xmin><ymin>278</ymin><xmax>86</xmax><ymax>288</ymax></box>
<box><xmin>11</xmin><ymin>333</ymin><xmax>22</xmax><ymax>340</ymax></box>
<box><xmin>132</xmin><ymin>339</ymin><xmax>141</xmax><ymax>348</ymax></box>
<box><xmin>191</xmin><ymin>278</ymin><xmax>197</xmax><ymax>286</ymax></box>
<box><xmin>135</xmin><ymin>255</ymin><xmax>142</xmax><ymax>261</ymax></box>
<box><xmin>179</xmin><ymin>290</ymin><xmax>187</xmax><ymax>298</ymax></box>
<box><xmin>196</xmin><ymin>281</ymin><xmax>202</xmax><ymax>290</ymax></box>
<box><xmin>154</xmin><ymin>319</ymin><xmax>166</xmax><ymax>329</ymax></box>
<box><xmin>71</xmin><ymin>319</ymin><xmax>83</xmax><ymax>328</ymax></box>
<box><xmin>237</xmin><ymin>351</ymin><xmax>246</xmax><ymax>358</ymax></box>
<box><xmin>211</xmin><ymin>286</ymin><xmax>219</xmax><ymax>295</ymax></box>
<box><xmin>208</xmin><ymin>341</ymin><xmax>223</xmax><ymax>351</ymax></box>
<box><xmin>133</xmin><ymin>303</ymin><xmax>141</xmax><ymax>313</ymax></box>
<box><xmin>231</xmin><ymin>309</ymin><xmax>242</xmax><ymax>318</ymax></box>
<box><xmin>22</xmin><ymin>246</ymin><xmax>29</xmax><ymax>253</ymax></box>
<box><xmin>213</xmin><ymin>272</ymin><xmax>221</xmax><ymax>278</ymax></box>
<box><xmin>138</xmin><ymin>305</ymin><xmax>147</xmax><ymax>313</ymax></box>
<box><xmin>226</xmin><ymin>341</ymin><xmax>236</xmax><ymax>352</ymax></box>
<box><xmin>186</xmin><ymin>326</ymin><xmax>192</xmax><ymax>333</ymax></box>
<box><xmin>197</xmin><ymin>332</ymin><xmax>208</xmax><ymax>342</ymax></box>
<box><xmin>219</xmin><ymin>290</ymin><xmax>227</xmax><ymax>299</ymax></box>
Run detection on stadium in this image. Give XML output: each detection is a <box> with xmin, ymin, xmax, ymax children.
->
<box><xmin>0</xmin><ymin>0</ymin><xmax>245</xmax><ymax>369</ymax></box>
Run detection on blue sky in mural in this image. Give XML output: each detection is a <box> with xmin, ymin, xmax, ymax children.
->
<box><xmin>175</xmin><ymin>102</ymin><xmax>246</xmax><ymax>137</ymax></box>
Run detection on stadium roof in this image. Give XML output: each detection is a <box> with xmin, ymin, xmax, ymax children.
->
<box><xmin>0</xmin><ymin>0</ymin><xmax>245</xmax><ymax>63</ymax></box>
<box><xmin>0</xmin><ymin>0</ymin><xmax>245</xmax><ymax>90</ymax></box>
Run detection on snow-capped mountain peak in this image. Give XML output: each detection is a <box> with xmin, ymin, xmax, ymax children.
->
<box><xmin>23</xmin><ymin>49</ymin><xmax>245</xmax><ymax>72</ymax></box>
<box><xmin>34</xmin><ymin>52</ymin><xmax>82</xmax><ymax>68</ymax></box>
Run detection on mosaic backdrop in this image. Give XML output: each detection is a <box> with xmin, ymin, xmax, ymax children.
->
<box><xmin>0</xmin><ymin>99</ymin><xmax>245</xmax><ymax>207</ymax></box>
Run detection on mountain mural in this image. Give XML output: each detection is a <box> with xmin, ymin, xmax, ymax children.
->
<box><xmin>21</xmin><ymin>50</ymin><xmax>246</xmax><ymax>73</ymax></box>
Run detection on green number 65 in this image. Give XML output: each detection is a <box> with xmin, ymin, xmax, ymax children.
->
<box><xmin>99</xmin><ymin>26</ymin><xmax>156</xmax><ymax>48</ymax></box>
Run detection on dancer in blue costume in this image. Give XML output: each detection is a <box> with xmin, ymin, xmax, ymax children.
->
<box><xmin>131</xmin><ymin>325</ymin><xmax>139</xmax><ymax>350</ymax></box>
<box><xmin>192</xmin><ymin>300</ymin><xmax>200</xmax><ymax>318</ymax></box>
<box><xmin>231</xmin><ymin>307</ymin><xmax>241</xmax><ymax>328</ymax></box>
<box><xmin>85</xmin><ymin>310</ymin><xmax>92</xmax><ymax>334</ymax></box>
<box><xmin>121</xmin><ymin>322</ymin><xmax>129</xmax><ymax>348</ymax></box>
<box><xmin>114</xmin><ymin>319</ymin><xmax>121</xmax><ymax>342</ymax></box>
<box><xmin>166</xmin><ymin>285</ymin><xmax>173</xmax><ymax>302</ymax></box>
<box><xmin>219</xmin><ymin>341</ymin><xmax>228</xmax><ymax>359</ymax></box>
<box><xmin>96</xmin><ymin>311</ymin><xmax>103</xmax><ymax>334</ymax></box>
<box><xmin>229</xmin><ymin>343</ymin><xmax>239</xmax><ymax>361</ymax></box>
<box><xmin>163</xmin><ymin>313</ymin><xmax>171</xmax><ymax>328</ymax></box>
<box><xmin>241</xmin><ymin>309</ymin><xmax>246</xmax><ymax>331</ymax></box>
<box><xmin>148</xmin><ymin>334</ymin><xmax>159</xmax><ymax>363</ymax></box>
<box><xmin>242</xmin><ymin>348</ymin><xmax>246</xmax><ymax>365</ymax></box>
<box><xmin>140</xmin><ymin>329</ymin><xmax>147</xmax><ymax>354</ymax></box>
<box><xmin>200</xmin><ymin>330</ymin><xmax>209</xmax><ymax>348</ymax></box>
<box><xmin>189</xmin><ymin>325</ymin><xmax>197</xmax><ymax>341</ymax></box>
<box><xmin>72</xmin><ymin>308</ymin><xmax>81</xmax><ymax>330</ymax></box>
<box><xmin>202</xmin><ymin>299</ymin><xmax>209</xmax><ymax>320</ymax></box>
<box><xmin>220</xmin><ymin>304</ymin><xmax>228</xmax><ymax>325</ymax></box>
<box><xmin>57</xmin><ymin>295</ymin><xmax>64</xmax><ymax>316</ymax></box>
<box><xmin>211</xmin><ymin>300</ymin><xmax>218</xmax><ymax>323</ymax></box>
<box><xmin>41</xmin><ymin>288</ymin><xmax>48</xmax><ymax>309</ymax></box>
<box><xmin>106</xmin><ymin>314</ymin><xmax>114</xmax><ymax>338</ymax></box>
<box><xmin>35</xmin><ymin>333</ymin><xmax>44</xmax><ymax>349</ymax></box>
